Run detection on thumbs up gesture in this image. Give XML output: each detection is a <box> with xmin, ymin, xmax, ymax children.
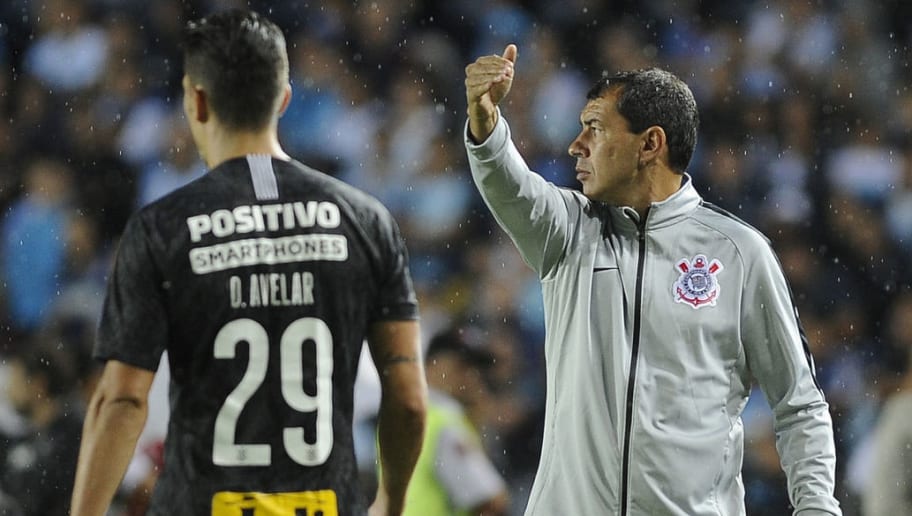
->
<box><xmin>465</xmin><ymin>44</ymin><xmax>517</xmax><ymax>143</ymax></box>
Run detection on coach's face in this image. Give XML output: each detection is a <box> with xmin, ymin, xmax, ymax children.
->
<box><xmin>568</xmin><ymin>90</ymin><xmax>641</xmax><ymax>204</ymax></box>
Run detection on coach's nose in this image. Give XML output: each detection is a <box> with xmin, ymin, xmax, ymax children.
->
<box><xmin>568</xmin><ymin>132</ymin><xmax>588</xmax><ymax>158</ymax></box>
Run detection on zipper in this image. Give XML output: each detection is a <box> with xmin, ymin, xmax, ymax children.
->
<box><xmin>620</xmin><ymin>221</ymin><xmax>647</xmax><ymax>516</ymax></box>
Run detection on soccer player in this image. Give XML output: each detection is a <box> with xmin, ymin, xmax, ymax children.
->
<box><xmin>70</xmin><ymin>9</ymin><xmax>427</xmax><ymax>516</ymax></box>
<box><xmin>463</xmin><ymin>45</ymin><xmax>841</xmax><ymax>515</ymax></box>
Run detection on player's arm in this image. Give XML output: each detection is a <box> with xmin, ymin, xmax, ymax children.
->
<box><xmin>367</xmin><ymin>320</ymin><xmax>427</xmax><ymax>516</ymax></box>
<box><xmin>71</xmin><ymin>360</ymin><xmax>155</xmax><ymax>516</ymax></box>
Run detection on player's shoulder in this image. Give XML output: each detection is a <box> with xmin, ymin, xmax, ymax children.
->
<box><xmin>132</xmin><ymin>157</ymin><xmax>397</xmax><ymax>235</ymax></box>
<box><xmin>692</xmin><ymin>201</ymin><xmax>773</xmax><ymax>255</ymax></box>
<box><xmin>139</xmin><ymin>168</ymin><xmax>215</xmax><ymax>213</ymax></box>
<box><xmin>286</xmin><ymin>160</ymin><xmax>386</xmax><ymax>206</ymax></box>
<box><xmin>126</xmin><ymin>171</ymin><xmax>214</xmax><ymax>233</ymax></box>
<box><xmin>280</xmin><ymin>160</ymin><xmax>399</xmax><ymax>230</ymax></box>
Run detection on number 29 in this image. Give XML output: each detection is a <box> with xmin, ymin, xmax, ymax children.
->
<box><xmin>212</xmin><ymin>317</ymin><xmax>334</xmax><ymax>467</ymax></box>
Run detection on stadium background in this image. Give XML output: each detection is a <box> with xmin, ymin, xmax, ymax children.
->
<box><xmin>1</xmin><ymin>0</ymin><xmax>911</xmax><ymax>514</ymax></box>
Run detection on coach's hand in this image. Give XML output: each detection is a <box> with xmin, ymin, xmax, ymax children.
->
<box><xmin>465</xmin><ymin>44</ymin><xmax>517</xmax><ymax>143</ymax></box>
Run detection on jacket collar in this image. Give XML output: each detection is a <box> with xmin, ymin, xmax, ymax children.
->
<box><xmin>606</xmin><ymin>173</ymin><xmax>702</xmax><ymax>231</ymax></box>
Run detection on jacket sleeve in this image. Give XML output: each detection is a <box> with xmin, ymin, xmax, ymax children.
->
<box><xmin>739</xmin><ymin>239</ymin><xmax>842</xmax><ymax>516</ymax></box>
<box><xmin>464</xmin><ymin>112</ymin><xmax>583</xmax><ymax>278</ymax></box>
<box><xmin>862</xmin><ymin>395</ymin><xmax>912</xmax><ymax>516</ymax></box>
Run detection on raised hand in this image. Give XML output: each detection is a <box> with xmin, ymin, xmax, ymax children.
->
<box><xmin>465</xmin><ymin>44</ymin><xmax>517</xmax><ymax>143</ymax></box>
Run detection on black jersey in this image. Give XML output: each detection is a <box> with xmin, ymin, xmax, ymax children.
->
<box><xmin>95</xmin><ymin>155</ymin><xmax>418</xmax><ymax>516</ymax></box>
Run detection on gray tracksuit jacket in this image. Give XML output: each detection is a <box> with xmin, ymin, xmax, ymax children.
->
<box><xmin>465</xmin><ymin>115</ymin><xmax>841</xmax><ymax>516</ymax></box>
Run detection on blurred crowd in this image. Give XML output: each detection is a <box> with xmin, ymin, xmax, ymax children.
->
<box><xmin>1</xmin><ymin>0</ymin><xmax>911</xmax><ymax>514</ymax></box>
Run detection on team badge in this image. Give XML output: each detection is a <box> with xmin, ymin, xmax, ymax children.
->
<box><xmin>673</xmin><ymin>254</ymin><xmax>724</xmax><ymax>309</ymax></box>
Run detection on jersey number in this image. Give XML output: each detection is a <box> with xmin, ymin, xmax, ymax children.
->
<box><xmin>212</xmin><ymin>317</ymin><xmax>333</xmax><ymax>467</ymax></box>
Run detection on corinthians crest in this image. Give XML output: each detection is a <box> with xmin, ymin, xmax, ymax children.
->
<box><xmin>673</xmin><ymin>254</ymin><xmax>724</xmax><ymax>309</ymax></box>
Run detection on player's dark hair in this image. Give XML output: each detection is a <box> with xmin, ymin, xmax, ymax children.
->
<box><xmin>587</xmin><ymin>68</ymin><xmax>699</xmax><ymax>173</ymax></box>
<box><xmin>183</xmin><ymin>9</ymin><xmax>288</xmax><ymax>131</ymax></box>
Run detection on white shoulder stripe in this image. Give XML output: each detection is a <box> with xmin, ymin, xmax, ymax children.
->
<box><xmin>247</xmin><ymin>154</ymin><xmax>279</xmax><ymax>200</ymax></box>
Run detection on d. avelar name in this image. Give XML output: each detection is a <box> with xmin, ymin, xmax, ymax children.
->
<box><xmin>228</xmin><ymin>271</ymin><xmax>315</xmax><ymax>308</ymax></box>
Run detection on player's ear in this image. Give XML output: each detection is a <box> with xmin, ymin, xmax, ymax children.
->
<box><xmin>277</xmin><ymin>83</ymin><xmax>292</xmax><ymax>117</ymax></box>
<box><xmin>182</xmin><ymin>75</ymin><xmax>207</xmax><ymax>124</ymax></box>
<box><xmin>192</xmin><ymin>86</ymin><xmax>210</xmax><ymax>124</ymax></box>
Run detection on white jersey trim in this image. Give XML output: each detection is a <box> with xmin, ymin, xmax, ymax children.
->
<box><xmin>247</xmin><ymin>154</ymin><xmax>279</xmax><ymax>200</ymax></box>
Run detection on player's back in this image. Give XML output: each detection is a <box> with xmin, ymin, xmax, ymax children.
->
<box><xmin>98</xmin><ymin>155</ymin><xmax>418</xmax><ymax>515</ymax></box>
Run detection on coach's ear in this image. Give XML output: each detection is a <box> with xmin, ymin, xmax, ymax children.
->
<box><xmin>638</xmin><ymin>125</ymin><xmax>667</xmax><ymax>169</ymax></box>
